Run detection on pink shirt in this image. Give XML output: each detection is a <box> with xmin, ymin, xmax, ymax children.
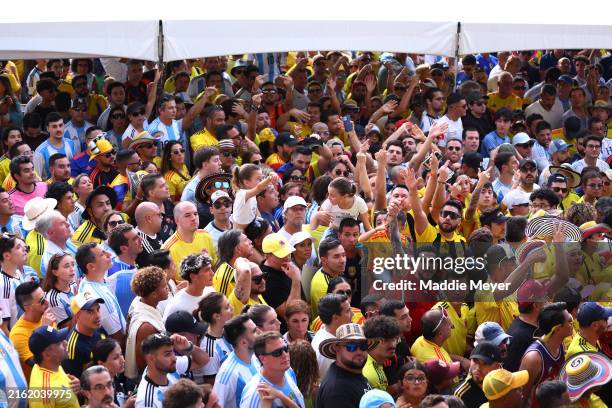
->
<box><xmin>9</xmin><ymin>182</ymin><xmax>48</xmax><ymax>216</ymax></box>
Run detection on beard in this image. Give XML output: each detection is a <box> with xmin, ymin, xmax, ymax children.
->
<box><xmin>339</xmin><ymin>354</ymin><xmax>367</xmax><ymax>370</ymax></box>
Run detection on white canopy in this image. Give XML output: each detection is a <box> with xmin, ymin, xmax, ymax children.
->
<box><xmin>1</xmin><ymin>0</ymin><xmax>611</xmax><ymax>61</ymax></box>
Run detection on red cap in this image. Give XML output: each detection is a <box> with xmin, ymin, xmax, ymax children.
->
<box><xmin>517</xmin><ymin>279</ymin><xmax>547</xmax><ymax>307</ymax></box>
<box><xmin>423</xmin><ymin>359</ymin><xmax>461</xmax><ymax>385</ymax></box>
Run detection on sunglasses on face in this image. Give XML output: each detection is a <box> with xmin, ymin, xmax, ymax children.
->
<box><xmin>261</xmin><ymin>344</ymin><xmax>289</xmax><ymax>357</ymax></box>
<box><xmin>552</xmin><ymin>187</ymin><xmax>568</xmax><ymax>193</ymax></box>
<box><xmin>290</xmin><ymin>175</ymin><xmax>306</xmax><ymax>182</ymax></box>
<box><xmin>214</xmin><ymin>181</ymin><xmax>230</xmax><ymax>189</ymax></box>
<box><xmin>516</xmin><ymin>143</ymin><xmax>532</xmax><ymax>149</ymax></box>
<box><xmin>104</xmin><ymin>150</ymin><xmax>117</xmax><ymax>158</ymax></box>
<box><xmin>343</xmin><ymin>342</ymin><xmax>369</xmax><ymax>352</ymax></box>
<box><xmin>335</xmin><ymin>289</ymin><xmax>352</xmax><ymax>297</ymax></box>
<box><xmin>111</xmin><ymin>114</ymin><xmax>126</xmax><ymax>120</ymax></box>
<box><xmin>130</xmin><ymin>110</ymin><xmax>145</xmax><ymax>116</ymax></box>
<box><xmin>171</xmin><ymin>148</ymin><xmax>185</xmax><ymax>155</ymax></box>
<box><xmin>251</xmin><ymin>274</ymin><xmax>265</xmax><ymax>284</ymax></box>
<box><xmin>262</xmin><ymin>89</ymin><xmax>277</xmax><ymax>94</ymax></box>
<box><xmin>234</xmin><ymin>70</ymin><xmax>246</xmax><ymax>76</ymax></box>
<box><xmin>213</xmin><ymin>200</ymin><xmax>232</xmax><ymax>209</ymax></box>
<box><xmin>308</xmin><ymin>88</ymin><xmax>322</xmax><ymax>94</ymax></box>
<box><xmin>513</xmin><ymin>86</ymin><xmax>527</xmax><ymax>91</ymax></box>
<box><xmin>441</xmin><ymin>210</ymin><xmax>461</xmax><ymax>220</ymax></box>
<box><xmin>251</xmin><ymin>160</ymin><xmax>262</xmax><ymax>165</ymax></box>
<box><xmin>108</xmin><ymin>220</ymin><xmax>125</xmax><ymax>228</ymax></box>
<box><xmin>587</xmin><ymin>183</ymin><xmax>603</xmax><ymax>189</ymax></box>
<box><xmin>222</xmin><ymin>151</ymin><xmax>237</xmax><ymax>158</ymax></box>
<box><xmin>334</xmin><ymin>169</ymin><xmax>351</xmax><ymax>177</ymax></box>
<box><xmin>447</xmin><ymin>146</ymin><xmax>462</xmax><ymax>151</ymax></box>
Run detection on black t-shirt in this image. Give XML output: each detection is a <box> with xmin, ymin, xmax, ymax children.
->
<box><xmin>384</xmin><ymin>338</ymin><xmax>411</xmax><ymax>387</ymax></box>
<box><xmin>462</xmin><ymin>111</ymin><xmax>494</xmax><ymax>140</ymax></box>
<box><xmin>261</xmin><ymin>264</ymin><xmax>292</xmax><ymax>332</ymax></box>
<box><xmin>317</xmin><ymin>362</ymin><xmax>372</xmax><ymax>408</ymax></box>
<box><xmin>33</xmin><ymin>104</ymin><xmax>56</xmax><ymax>124</ymax></box>
<box><xmin>159</xmin><ymin>200</ymin><xmax>176</xmax><ymax>242</ymax></box>
<box><xmin>61</xmin><ymin>328</ymin><xmax>105</xmax><ymax>378</ymax></box>
<box><xmin>135</xmin><ymin>229</ymin><xmax>164</xmax><ymax>266</ymax></box>
<box><xmin>504</xmin><ymin>317</ymin><xmax>538</xmax><ymax>372</ymax></box>
<box><xmin>343</xmin><ymin>253</ymin><xmax>362</xmax><ymax>308</ymax></box>
<box><xmin>453</xmin><ymin>375</ymin><xmax>487</xmax><ymax>408</ymax></box>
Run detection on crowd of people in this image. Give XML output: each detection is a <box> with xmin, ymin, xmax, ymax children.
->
<box><xmin>0</xmin><ymin>49</ymin><xmax>611</xmax><ymax>408</ymax></box>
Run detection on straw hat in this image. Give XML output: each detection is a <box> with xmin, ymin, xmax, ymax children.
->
<box><xmin>526</xmin><ymin>213</ymin><xmax>582</xmax><ymax>242</ymax></box>
<box><xmin>559</xmin><ymin>352</ymin><xmax>612</xmax><ymax>402</ymax></box>
<box><xmin>319</xmin><ymin>323</ymin><xmax>379</xmax><ymax>360</ymax></box>
<box><xmin>22</xmin><ymin>197</ymin><xmax>57</xmax><ymax>231</ymax></box>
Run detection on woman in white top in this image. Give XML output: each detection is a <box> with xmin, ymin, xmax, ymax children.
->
<box><xmin>42</xmin><ymin>253</ymin><xmax>77</xmax><ymax>329</ymax></box>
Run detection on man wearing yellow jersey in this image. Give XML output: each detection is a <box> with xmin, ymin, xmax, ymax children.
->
<box><xmin>72</xmin><ymin>186</ymin><xmax>115</xmax><ymax>246</ymax></box>
<box><xmin>546</xmin><ymin>173</ymin><xmax>581</xmax><ymax>214</ymax></box>
<box><xmin>362</xmin><ymin>315</ymin><xmax>401</xmax><ymax>392</ymax></box>
<box><xmin>410</xmin><ymin>308</ymin><xmax>454</xmax><ymax>365</ymax></box>
<box><xmin>212</xmin><ymin>230</ymin><xmax>255</xmax><ymax>299</ymax></box>
<box><xmin>46</xmin><ymin>154</ymin><xmax>73</xmax><ymax>185</ymax></box>
<box><xmin>310</xmin><ymin>238</ymin><xmax>346</xmax><ymax>317</ymax></box>
<box><xmin>190</xmin><ymin>105</ymin><xmax>224</xmax><ymax>152</ymax></box>
<box><xmin>487</xmin><ymin>72</ymin><xmax>522</xmax><ymax>113</ymax></box>
<box><xmin>434</xmin><ymin>296</ymin><xmax>472</xmax><ymax>364</ymax></box>
<box><xmin>567</xmin><ymin>302</ymin><xmax>611</xmax><ymax>359</ymax></box>
<box><xmin>228</xmin><ymin>259</ymin><xmax>267</xmax><ymax>316</ymax></box>
<box><xmin>162</xmin><ymin>201</ymin><xmax>217</xmax><ymax>281</ymax></box>
<box><xmin>28</xmin><ymin>325</ymin><xmax>79</xmax><ymax>408</ymax></box>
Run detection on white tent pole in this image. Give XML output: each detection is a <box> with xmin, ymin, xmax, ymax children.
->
<box><xmin>453</xmin><ymin>21</ymin><xmax>461</xmax><ymax>92</ymax></box>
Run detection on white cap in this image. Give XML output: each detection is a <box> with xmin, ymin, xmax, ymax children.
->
<box><xmin>502</xmin><ymin>189</ymin><xmax>530</xmax><ymax>210</ymax></box>
<box><xmin>289</xmin><ymin>231</ymin><xmax>313</xmax><ymax>247</ymax></box>
<box><xmin>283</xmin><ymin>196</ymin><xmax>308</xmax><ymax>213</ymax></box>
<box><xmin>211</xmin><ymin>190</ymin><xmax>231</xmax><ymax>204</ymax></box>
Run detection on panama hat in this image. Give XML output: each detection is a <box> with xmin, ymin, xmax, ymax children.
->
<box><xmin>319</xmin><ymin>323</ymin><xmax>380</xmax><ymax>360</ymax></box>
<box><xmin>22</xmin><ymin>197</ymin><xmax>57</xmax><ymax>231</ymax></box>
<box><xmin>559</xmin><ymin>352</ymin><xmax>612</xmax><ymax>402</ymax></box>
<box><xmin>526</xmin><ymin>212</ymin><xmax>582</xmax><ymax>242</ymax></box>
<box><xmin>549</xmin><ymin>164</ymin><xmax>581</xmax><ymax>189</ymax></box>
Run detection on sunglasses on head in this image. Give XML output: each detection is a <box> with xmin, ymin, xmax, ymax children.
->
<box><xmin>441</xmin><ymin>210</ymin><xmax>461</xmax><ymax>220</ymax></box>
<box><xmin>432</xmin><ymin>306</ymin><xmax>449</xmax><ymax>333</ymax></box>
<box><xmin>260</xmin><ymin>343</ymin><xmax>289</xmax><ymax>357</ymax></box>
<box><xmin>251</xmin><ymin>274</ymin><xmax>265</xmax><ymax>284</ymax></box>
<box><xmin>290</xmin><ymin>175</ymin><xmax>306</xmax><ymax>182</ymax></box>
<box><xmin>212</xmin><ymin>181</ymin><xmax>230</xmax><ymax>190</ymax></box>
<box><xmin>213</xmin><ymin>200</ymin><xmax>232</xmax><ymax>209</ymax></box>
<box><xmin>343</xmin><ymin>342</ymin><xmax>369</xmax><ymax>352</ymax></box>
<box><xmin>334</xmin><ymin>169</ymin><xmax>351</xmax><ymax>177</ymax></box>
<box><xmin>108</xmin><ymin>219</ymin><xmax>125</xmax><ymax>228</ymax></box>
<box><xmin>222</xmin><ymin>151</ymin><xmax>237</xmax><ymax>157</ymax></box>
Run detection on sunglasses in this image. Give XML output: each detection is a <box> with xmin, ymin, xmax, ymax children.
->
<box><xmin>171</xmin><ymin>148</ymin><xmax>185</xmax><ymax>155</ymax></box>
<box><xmin>335</xmin><ymin>289</ymin><xmax>352</xmax><ymax>297</ymax></box>
<box><xmin>552</xmin><ymin>187</ymin><xmax>568</xmax><ymax>193</ymax></box>
<box><xmin>334</xmin><ymin>169</ymin><xmax>351</xmax><ymax>177</ymax></box>
<box><xmin>261</xmin><ymin>344</ymin><xmax>289</xmax><ymax>357</ymax></box>
<box><xmin>222</xmin><ymin>151</ymin><xmax>237</xmax><ymax>158</ymax></box>
<box><xmin>72</xmin><ymin>106</ymin><xmax>87</xmax><ymax>112</ymax></box>
<box><xmin>262</xmin><ymin>89</ymin><xmax>277</xmax><ymax>94</ymax></box>
<box><xmin>139</xmin><ymin>143</ymin><xmax>155</xmax><ymax>149</ymax></box>
<box><xmin>447</xmin><ymin>146</ymin><xmax>462</xmax><ymax>151</ymax></box>
<box><xmin>251</xmin><ymin>160</ymin><xmax>262</xmax><ymax>165</ymax></box>
<box><xmin>234</xmin><ymin>69</ymin><xmax>246</xmax><ymax>76</ymax></box>
<box><xmin>308</xmin><ymin>88</ymin><xmax>322</xmax><ymax>94</ymax></box>
<box><xmin>251</xmin><ymin>274</ymin><xmax>265</xmax><ymax>284</ymax></box>
<box><xmin>111</xmin><ymin>114</ymin><xmax>126</xmax><ymax>120</ymax></box>
<box><xmin>587</xmin><ymin>183</ymin><xmax>603</xmax><ymax>189</ymax></box>
<box><xmin>441</xmin><ymin>210</ymin><xmax>461</xmax><ymax>220</ymax></box>
<box><xmin>104</xmin><ymin>150</ymin><xmax>117</xmax><ymax>158</ymax></box>
<box><xmin>404</xmin><ymin>375</ymin><xmax>427</xmax><ymax>384</ymax></box>
<box><xmin>129</xmin><ymin>110</ymin><xmax>145</xmax><ymax>116</ymax></box>
<box><xmin>513</xmin><ymin>86</ymin><xmax>527</xmax><ymax>91</ymax></box>
<box><xmin>108</xmin><ymin>220</ymin><xmax>125</xmax><ymax>228</ymax></box>
<box><xmin>213</xmin><ymin>200</ymin><xmax>232</xmax><ymax>209</ymax></box>
<box><xmin>290</xmin><ymin>175</ymin><xmax>306</xmax><ymax>182</ymax></box>
<box><xmin>214</xmin><ymin>181</ymin><xmax>230</xmax><ymax>189</ymax></box>
<box><xmin>343</xmin><ymin>342</ymin><xmax>369</xmax><ymax>352</ymax></box>
<box><xmin>516</xmin><ymin>143</ymin><xmax>533</xmax><ymax>148</ymax></box>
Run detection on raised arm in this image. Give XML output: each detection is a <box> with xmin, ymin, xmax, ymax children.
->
<box><xmin>403</xmin><ymin>167</ymin><xmax>429</xmax><ymax>235</ymax></box>
<box><xmin>374</xmin><ymin>149</ymin><xmax>388</xmax><ymax>211</ymax></box>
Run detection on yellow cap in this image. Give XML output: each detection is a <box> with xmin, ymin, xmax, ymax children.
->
<box><xmin>482</xmin><ymin>369</ymin><xmax>529</xmax><ymax>401</ymax></box>
<box><xmin>262</xmin><ymin>233</ymin><xmax>295</xmax><ymax>258</ymax></box>
<box><xmin>88</xmin><ymin>137</ymin><xmax>114</xmax><ymax>160</ymax></box>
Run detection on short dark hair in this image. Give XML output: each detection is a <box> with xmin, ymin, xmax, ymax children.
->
<box><xmin>75</xmin><ymin>242</ymin><xmax>98</xmax><ymax>275</ymax></box>
<box><xmin>144</xmin><ymin>249</ymin><xmax>172</xmax><ymax>269</ymax></box>
<box><xmin>359</xmin><ymin>293</ymin><xmax>383</xmax><ymax>316</ymax></box>
<box><xmin>224</xmin><ymin>314</ymin><xmax>252</xmax><ymax>348</ymax></box>
<box><xmin>9</xmin><ymin>156</ymin><xmax>32</xmax><ymax>178</ymax></box>
<box><xmin>424</xmin><ymin>87</ymin><xmax>442</xmax><ymax>102</ymax></box>
<box><xmin>530</xmin><ymin>189</ymin><xmax>560</xmax><ymax>207</ymax></box>
<box><xmin>253</xmin><ymin>331</ymin><xmax>283</xmax><ymax>357</ymax></box>
<box><xmin>49</xmin><ymin>153</ymin><xmax>67</xmax><ymax>168</ymax></box>
<box><xmin>538</xmin><ymin>302</ymin><xmax>568</xmax><ymax>335</ymax></box>
<box><xmin>217</xmin><ymin>230</ymin><xmax>242</xmax><ymax>264</ymax></box>
<box><xmin>442</xmin><ymin>199</ymin><xmax>464</xmax><ymax>215</ymax></box>
<box><xmin>338</xmin><ymin>217</ymin><xmax>360</xmax><ymax>234</ymax></box>
<box><xmin>541</xmin><ymin>84</ymin><xmax>557</xmax><ymax>97</ymax></box>
<box><xmin>363</xmin><ymin>315</ymin><xmax>400</xmax><ymax>340</ymax></box>
<box><xmin>195</xmin><ymin>292</ymin><xmax>225</xmax><ymax>324</ymax></box>
<box><xmin>141</xmin><ymin>333</ymin><xmax>172</xmax><ymax>355</ymax></box>
<box><xmin>162</xmin><ymin>379</ymin><xmax>203</xmax><ymax>408</ymax></box>
<box><xmin>293</xmin><ymin>146</ymin><xmax>312</xmax><ymax>157</ymax></box>
<box><xmin>193</xmin><ymin>146</ymin><xmax>220</xmax><ymax>170</ymax></box>
<box><xmin>317</xmin><ymin>294</ymin><xmax>347</xmax><ymax>325</ymax></box>
<box><xmin>419</xmin><ymin>395</ymin><xmax>448</xmax><ymax>408</ymax></box>
<box><xmin>379</xmin><ymin>300</ymin><xmax>406</xmax><ymax>317</ymax></box>
<box><xmin>15</xmin><ymin>281</ymin><xmax>40</xmax><ymax>310</ymax></box>
<box><xmin>45</xmin><ymin>181</ymin><xmax>74</xmax><ymax>203</ymax></box>
<box><xmin>536</xmin><ymin>381</ymin><xmax>568</xmax><ymax>408</ymax></box>
<box><xmin>505</xmin><ymin>216</ymin><xmax>527</xmax><ymax>243</ymax></box>
<box><xmin>106</xmin><ymin>81</ymin><xmax>126</xmax><ymax>95</ymax></box>
<box><xmin>45</xmin><ymin>112</ymin><xmax>63</xmax><ymax>127</ymax></box>
<box><xmin>108</xmin><ymin>224</ymin><xmax>134</xmax><ymax>255</ymax></box>
<box><xmin>535</xmin><ymin>120</ymin><xmax>552</xmax><ymax>134</ymax></box>
<box><xmin>216</xmin><ymin>124</ymin><xmax>238</xmax><ymax>140</ymax></box>
<box><xmin>141</xmin><ymin>173</ymin><xmax>164</xmax><ymax>200</ymax></box>
<box><xmin>116</xmin><ymin>149</ymin><xmax>136</xmax><ymax>164</ymax></box>
<box><xmin>319</xmin><ymin>238</ymin><xmax>342</xmax><ymax>258</ymax></box>
<box><xmin>23</xmin><ymin>113</ymin><xmax>42</xmax><ymax>129</ymax></box>
<box><xmin>494</xmin><ymin>152</ymin><xmax>515</xmax><ymax>171</ymax></box>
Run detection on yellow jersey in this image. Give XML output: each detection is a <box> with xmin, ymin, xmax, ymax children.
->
<box><xmin>310</xmin><ymin>269</ymin><xmax>334</xmax><ymax>317</ymax></box>
<box><xmin>362</xmin><ymin>354</ymin><xmax>388</xmax><ymax>391</ymax></box>
<box><xmin>164</xmin><ymin>165</ymin><xmax>191</xmax><ymax>202</ymax></box>
<box><xmin>213</xmin><ymin>262</ymin><xmax>236</xmax><ymax>298</ymax></box>
<box><xmin>474</xmin><ymin>288</ymin><xmax>518</xmax><ymax>331</ymax></box>
<box><xmin>9</xmin><ymin>317</ymin><xmax>43</xmax><ymax>381</ymax></box>
<box><xmin>435</xmin><ymin>301</ymin><xmax>471</xmax><ymax>357</ymax></box>
<box><xmin>29</xmin><ymin>365</ymin><xmax>79</xmax><ymax>408</ymax></box>
<box><xmin>486</xmin><ymin>92</ymin><xmax>522</xmax><ymax>113</ymax></box>
<box><xmin>190</xmin><ymin>128</ymin><xmax>219</xmax><ymax>152</ymax></box>
<box><xmin>26</xmin><ymin>229</ymin><xmax>45</xmax><ymax>277</ymax></box>
<box><xmin>162</xmin><ymin>230</ymin><xmax>217</xmax><ymax>281</ymax></box>
<box><xmin>71</xmin><ymin>220</ymin><xmax>105</xmax><ymax>246</ymax></box>
<box><xmin>410</xmin><ymin>336</ymin><xmax>452</xmax><ymax>364</ymax></box>
<box><xmin>551</xmin><ymin>128</ymin><xmax>578</xmax><ymax>156</ymax></box>
<box><xmin>229</xmin><ymin>293</ymin><xmax>267</xmax><ymax>316</ymax></box>
<box><xmin>566</xmin><ymin>332</ymin><xmax>601</xmax><ymax>359</ymax></box>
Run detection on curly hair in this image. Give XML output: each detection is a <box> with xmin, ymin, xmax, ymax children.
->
<box><xmin>289</xmin><ymin>340</ymin><xmax>319</xmax><ymax>402</ymax></box>
<box><xmin>363</xmin><ymin>315</ymin><xmax>401</xmax><ymax>340</ymax></box>
<box><xmin>565</xmin><ymin>202</ymin><xmax>597</xmax><ymax>227</ymax></box>
<box><xmin>130</xmin><ymin>266</ymin><xmax>166</xmax><ymax>297</ymax></box>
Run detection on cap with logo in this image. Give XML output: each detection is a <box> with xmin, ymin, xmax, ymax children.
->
<box><xmin>518</xmin><ymin>158</ymin><xmax>537</xmax><ymax>169</ymax></box>
<box><xmin>423</xmin><ymin>359</ymin><xmax>461</xmax><ymax>385</ymax></box>
<box><xmin>470</xmin><ymin>340</ymin><xmax>503</xmax><ymax>363</ymax></box>
<box><xmin>549</xmin><ymin>139</ymin><xmax>573</xmax><ymax>154</ymax></box>
<box><xmin>262</xmin><ymin>233</ymin><xmax>295</xmax><ymax>258</ymax></box>
<box><xmin>502</xmin><ymin>189</ymin><xmax>530</xmax><ymax>211</ymax></box>
<box><xmin>28</xmin><ymin>325</ymin><xmax>70</xmax><ymax>356</ymax></box>
<box><xmin>70</xmin><ymin>292</ymin><xmax>105</xmax><ymax>315</ymax></box>
<box><xmin>577</xmin><ymin>302</ymin><xmax>612</xmax><ymax>327</ymax></box>
<box><xmin>275</xmin><ymin>132</ymin><xmax>298</xmax><ymax>146</ymax></box>
<box><xmin>517</xmin><ymin>279</ymin><xmax>548</xmax><ymax>308</ymax></box>
<box><xmin>210</xmin><ymin>190</ymin><xmax>231</xmax><ymax>205</ymax></box>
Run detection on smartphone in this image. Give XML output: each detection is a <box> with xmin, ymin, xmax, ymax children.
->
<box><xmin>343</xmin><ymin>115</ymin><xmax>353</xmax><ymax>132</ymax></box>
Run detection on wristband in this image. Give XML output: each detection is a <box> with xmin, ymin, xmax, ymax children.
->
<box><xmin>183</xmin><ymin>341</ymin><xmax>194</xmax><ymax>355</ymax></box>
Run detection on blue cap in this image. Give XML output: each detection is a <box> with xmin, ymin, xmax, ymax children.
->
<box><xmin>359</xmin><ymin>390</ymin><xmax>396</xmax><ymax>408</ymax></box>
<box><xmin>558</xmin><ymin>75</ymin><xmax>574</xmax><ymax>85</ymax></box>
<box><xmin>475</xmin><ymin>322</ymin><xmax>512</xmax><ymax>347</ymax></box>
<box><xmin>549</xmin><ymin>139</ymin><xmax>573</xmax><ymax>154</ymax></box>
<box><xmin>577</xmin><ymin>302</ymin><xmax>612</xmax><ymax>327</ymax></box>
<box><xmin>28</xmin><ymin>325</ymin><xmax>70</xmax><ymax>357</ymax></box>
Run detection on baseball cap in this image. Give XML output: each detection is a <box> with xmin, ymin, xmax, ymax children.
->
<box><xmin>519</xmin><ymin>158</ymin><xmax>537</xmax><ymax>169</ymax></box>
<box><xmin>512</xmin><ymin>132</ymin><xmax>535</xmax><ymax>146</ymax></box>
<box><xmin>467</xmin><ymin>91</ymin><xmax>488</xmax><ymax>104</ymax></box>
<box><xmin>558</xmin><ymin>75</ymin><xmax>574</xmax><ymax>85</ymax></box>
<box><xmin>70</xmin><ymin>292</ymin><xmax>105</xmax><ymax>315</ymax></box>
<box><xmin>498</xmin><ymin>143</ymin><xmax>517</xmax><ymax>155</ymax></box>
<box><xmin>283</xmin><ymin>196</ymin><xmax>307</xmax><ymax>213</ymax></box>
<box><xmin>517</xmin><ymin>279</ymin><xmax>548</xmax><ymax>308</ymax></box>
<box><xmin>29</xmin><ymin>325</ymin><xmax>70</xmax><ymax>357</ymax></box>
<box><xmin>289</xmin><ymin>231</ymin><xmax>313</xmax><ymax>247</ymax></box>
<box><xmin>367</xmin><ymin>125</ymin><xmax>381</xmax><ymax>135</ymax></box>
<box><xmin>165</xmin><ymin>310</ymin><xmax>208</xmax><ymax>335</ymax></box>
<box><xmin>502</xmin><ymin>189</ymin><xmax>530</xmax><ymax>211</ymax></box>
<box><xmin>550</xmin><ymin>139</ymin><xmax>573</xmax><ymax>154</ymax></box>
<box><xmin>480</xmin><ymin>208</ymin><xmax>509</xmax><ymax>225</ymax></box>
<box><xmin>577</xmin><ymin>302</ymin><xmax>612</xmax><ymax>327</ymax></box>
<box><xmin>547</xmin><ymin>173</ymin><xmax>568</xmax><ymax>186</ymax></box>
<box><xmin>358</xmin><ymin>390</ymin><xmax>395</xmax><ymax>408</ymax></box>
<box><xmin>474</xmin><ymin>323</ymin><xmax>512</xmax><ymax>347</ymax></box>
<box><xmin>262</xmin><ymin>233</ymin><xmax>295</xmax><ymax>258</ymax></box>
<box><xmin>210</xmin><ymin>190</ymin><xmax>231</xmax><ymax>205</ymax></box>
<box><xmin>462</xmin><ymin>152</ymin><xmax>484</xmax><ymax>170</ymax></box>
<box><xmin>275</xmin><ymin>132</ymin><xmax>298</xmax><ymax>146</ymax></box>
<box><xmin>482</xmin><ymin>369</ymin><xmax>529</xmax><ymax>400</ymax></box>
<box><xmin>423</xmin><ymin>359</ymin><xmax>461</xmax><ymax>385</ymax></box>
<box><xmin>88</xmin><ymin>135</ymin><xmax>114</xmax><ymax>160</ymax></box>
<box><xmin>470</xmin><ymin>340</ymin><xmax>503</xmax><ymax>363</ymax></box>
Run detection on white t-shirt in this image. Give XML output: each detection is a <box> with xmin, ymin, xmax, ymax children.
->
<box><xmin>232</xmin><ymin>189</ymin><xmax>258</xmax><ymax>225</ymax></box>
<box><xmin>312</xmin><ymin>328</ymin><xmax>335</xmax><ymax>379</ymax></box>
<box><xmin>435</xmin><ymin>115</ymin><xmax>463</xmax><ymax>143</ymax></box>
<box><xmin>320</xmin><ymin>195</ymin><xmax>368</xmax><ymax>230</ymax></box>
<box><xmin>162</xmin><ymin>286</ymin><xmax>214</xmax><ymax>322</ymax></box>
